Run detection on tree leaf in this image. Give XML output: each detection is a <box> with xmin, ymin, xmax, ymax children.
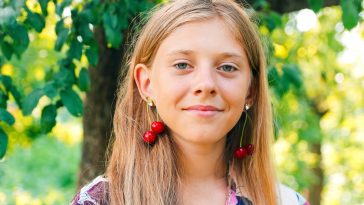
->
<box><xmin>39</xmin><ymin>0</ymin><xmax>49</xmax><ymax>16</ymax></box>
<box><xmin>55</xmin><ymin>20</ymin><xmax>65</xmax><ymax>35</ymax></box>
<box><xmin>41</xmin><ymin>104</ymin><xmax>57</xmax><ymax>133</ymax></box>
<box><xmin>43</xmin><ymin>82</ymin><xmax>58</xmax><ymax>99</ymax></box>
<box><xmin>102</xmin><ymin>10</ymin><xmax>122</xmax><ymax>47</ymax></box>
<box><xmin>85</xmin><ymin>45</ymin><xmax>98</xmax><ymax>66</ymax></box>
<box><xmin>67</xmin><ymin>39</ymin><xmax>83</xmax><ymax>60</ymax></box>
<box><xmin>9</xmin><ymin>85</ymin><xmax>22</xmax><ymax>107</ymax></box>
<box><xmin>0</xmin><ymin>56</ymin><xmax>4</xmax><ymax>66</ymax></box>
<box><xmin>102</xmin><ymin>10</ymin><xmax>118</xmax><ymax>29</ymax></box>
<box><xmin>268</xmin><ymin>66</ymin><xmax>279</xmax><ymax>87</ymax></box>
<box><xmin>104</xmin><ymin>25</ymin><xmax>122</xmax><ymax>48</ymax></box>
<box><xmin>22</xmin><ymin>89</ymin><xmax>44</xmax><ymax>116</ymax></box>
<box><xmin>1</xmin><ymin>41</ymin><xmax>13</xmax><ymax>60</ymax></box>
<box><xmin>275</xmin><ymin>80</ymin><xmax>289</xmax><ymax>98</ymax></box>
<box><xmin>0</xmin><ymin>89</ymin><xmax>7</xmax><ymax>108</ymax></box>
<box><xmin>0</xmin><ymin>108</ymin><xmax>15</xmax><ymax>125</ymax></box>
<box><xmin>307</xmin><ymin>0</ymin><xmax>323</xmax><ymax>13</ymax></box>
<box><xmin>60</xmin><ymin>88</ymin><xmax>83</xmax><ymax>117</ymax></box>
<box><xmin>0</xmin><ymin>128</ymin><xmax>8</xmax><ymax>159</ymax></box>
<box><xmin>283</xmin><ymin>64</ymin><xmax>302</xmax><ymax>88</ymax></box>
<box><xmin>8</xmin><ymin>24</ymin><xmax>29</xmax><ymax>56</ymax></box>
<box><xmin>77</xmin><ymin>68</ymin><xmax>90</xmax><ymax>92</ymax></box>
<box><xmin>341</xmin><ymin>0</ymin><xmax>359</xmax><ymax>29</ymax></box>
<box><xmin>54</xmin><ymin>28</ymin><xmax>69</xmax><ymax>51</ymax></box>
<box><xmin>78</xmin><ymin>23</ymin><xmax>94</xmax><ymax>44</ymax></box>
<box><xmin>53</xmin><ymin>68</ymin><xmax>75</xmax><ymax>89</ymax></box>
<box><xmin>25</xmin><ymin>9</ymin><xmax>46</xmax><ymax>32</ymax></box>
<box><xmin>0</xmin><ymin>75</ymin><xmax>13</xmax><ymax>90</ymax></box>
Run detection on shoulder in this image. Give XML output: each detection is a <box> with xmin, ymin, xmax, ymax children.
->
<box><xmin>277</xmin><ymin>184</ymin><xmax>310</xmax><ymax>205</ymax></box>
<box><xmin>70</xmin><ymin>176</ymin><xmax>109</xmax><ymax>205</ymax></box>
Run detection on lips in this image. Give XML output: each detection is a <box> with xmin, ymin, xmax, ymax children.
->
<box><xmin>183</xmin><ymin>105</ymin><xmax>223</xmax><ymax>111</ymax></box>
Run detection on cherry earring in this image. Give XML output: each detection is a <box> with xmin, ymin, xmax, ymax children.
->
<box><xmin>143</xmin><ymin>98</ymin><xmax>165</xmax><ymax>144</ymax></box>
<box><xmin>234</xmin><ymin>104</ymin><xmax>254</xmax><ymax>159</ymax></box>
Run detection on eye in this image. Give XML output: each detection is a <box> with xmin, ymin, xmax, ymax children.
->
<box><xmin>218</xmin><ymin>64</ymin><xmax>237</xmax><ymax>72</ymax></box>
<box><xmin>174</xmin><ymin>62</ymin><xmax>190</xmax><ymax>70</ymax></box>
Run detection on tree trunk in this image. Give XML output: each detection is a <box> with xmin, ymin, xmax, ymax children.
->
<box><xmin>305</xmin><ymin>100</ymin><xmax>327</xmax><ymax>205</ymax></box>
<box><xmin>77</xmin><ymin>27</ymin><xmax>123</xmax><ymax>187</ymax></box>
<box><xmin>308</xmin><ymin>143</ymin><xmax>324</xmax><ymax>205</ymax></box>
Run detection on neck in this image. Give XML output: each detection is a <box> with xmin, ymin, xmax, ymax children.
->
<box><xmin>175</xmin><ymin>136</ymin><xmax>227</xmax><ymax>183</ymax></box>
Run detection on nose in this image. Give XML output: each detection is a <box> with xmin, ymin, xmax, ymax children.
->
<box><xmin>193</xmin><ymin>66</ymin><xmax>217</xmax><ymax>97</ymax></box>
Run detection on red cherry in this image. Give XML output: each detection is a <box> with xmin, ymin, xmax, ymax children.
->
<box><xmin>234</xmin><ymin>147</ymin><xmax>248</xmax><ymax>159</ymax></box>
<box><xmin>151</xmin><ymin>121</ymin><xmax>164</xmax><ymax>134</ymax></box>
<box><xmin>245</xmin><ymin>144</ymin><xmax>254</xmax><ymax>155</ymax></box>
<box><xmin>143</xmin><ymin>131</ymin><xmax>156</xmax><ymax>144</ymax></box>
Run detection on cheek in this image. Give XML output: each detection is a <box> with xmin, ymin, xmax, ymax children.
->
<box><xmin>220</xmin><ymin>78</ymin><xmax>249</xmax><ymax>109</ymax></box>
<box><xmin>151</xmin><ymin>71</ymin><xmax>187</xmax><ymax>118</ymax></box>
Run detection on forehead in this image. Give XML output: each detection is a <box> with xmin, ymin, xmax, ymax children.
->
<box><xmin>153</xmin><ymin>17</ymin><xmax>247</xmax><ymax>62</ymax></box>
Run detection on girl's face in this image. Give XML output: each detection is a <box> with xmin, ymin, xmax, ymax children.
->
<box><xmin>135</xmin><ymin>17</ymin><xmax>253</xmax><ymax>145</ymax></box>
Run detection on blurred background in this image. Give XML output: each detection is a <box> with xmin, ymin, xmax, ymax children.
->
<box><xmin>0</xmin><ymin>0</ymin><xmax>363</xmax><ymax>204</ymax></box>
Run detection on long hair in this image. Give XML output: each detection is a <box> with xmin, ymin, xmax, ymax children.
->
<box><xmin>106</xmin><ymin>0</ymin><xmax>277</xmax><ymax>204</ymax></box>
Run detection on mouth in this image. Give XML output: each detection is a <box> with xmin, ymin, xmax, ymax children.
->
<box><xmin>182</xmin><ymin>105</ymin><xmax>223</xmax><ymax>117</ymax></box>
<box><xmin>183</xmin><ymin>105</ymin><xmax>223</xmax><ymax>111</ymax></box>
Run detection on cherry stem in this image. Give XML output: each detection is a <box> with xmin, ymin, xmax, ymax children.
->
<box><xmin>146</xmin><ymin>101</ymin><xmax>152</xmax><ymax>125</ymax></box>
<box><xmin>240</xmin><ymin>112</ymin><xmax>248</xmax><ymax>147</ymax></box>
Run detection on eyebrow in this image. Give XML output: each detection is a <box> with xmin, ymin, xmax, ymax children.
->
<box><xmin>166</xmin><ymin>49</ymin><xmax>245</xmax><ymax>60</ymax></box>
<box><xmin>219</xmin><ymin>52</ymin><xmax>245</xmax><ymax>60</ymax></box>
<box><xmin>166</xmin><ymin>49</ymin><xmax>194</xmax><ymax>57</ymax></box>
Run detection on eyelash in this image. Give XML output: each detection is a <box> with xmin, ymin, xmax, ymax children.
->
<box><xmin>174</xmin><ymin>62</ymin><xmax>190</xmax><ymax>70</ymax></box>
<box><xmin>173</xmin><ymin>63</ymin><xmax>238</xmax><ymax>73</ymax></box>
<box><xmin>217</xmin><ymin>64</ymin><xmax>238</xmax><ymax>72</ymax></box>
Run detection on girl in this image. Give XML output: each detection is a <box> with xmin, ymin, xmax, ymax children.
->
<box><xmin>71</xmin><ymin>0</ymin><xmax>309</xmax><ymax>204</ymax></box>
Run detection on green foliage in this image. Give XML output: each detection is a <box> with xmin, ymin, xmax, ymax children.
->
<box><xmin>40</xmin><ymin>104</ymin><xmax>57</xmax><ymax>133</ymax></box>
<box><xmin>268</xmin><ymin>64</ymin><xmax>303</xmax><ymax>98</ymax></box>
<box><xmin>77</xmin><ymin>68</ymin><xmax>91</xmax><ymax>91</ymax></box>
<box><xmin>307</xmin><ymin>0</ymin><xmax>323</xmax><ymax>13</ymax></box>
<box><xmin>0</xmin><ymin>127</ymin><xmax>8</xmax><ymax>158</ymax></box>
<box><xmin>260</xmin><ymin>10</ymin><xmax>283</xmax><ymax>32</ymax></box>
<box><xmin>24</xmin><ymin>6</ymin><xmax>46</xmax><ymax>32</ymax></box>
<box><xmin>22</xmin><ymin>89</ymin><xmax>44</xmax><ymax>116</ymax></box>
<box><xmin>39</xmin><ymin>0</ymin><xmax>49</xmax><ymax>16</ymax></box>
<box><xmin>0</xmin><ymin>108</ymin><xmax>15</xmax><ymax>125</ymax></box>
<box><xmin>0</xmin><ymin>135</ymin><xmax>81</xmax><ymax>204</ymax></box>
<box><xmin>54</xmin><ymin>26</ymin><xmax>69</xmax><ymax>51</ymax></box>
<box><xmin>67</xmin><ymin>39</ymin><xmax>83</xmax><ymax>61</ymax></box>
<box><xmin>0</xmin><ymin>0</ymin><xmax>160</xmax><ymax>159</ymax></box>
<box><xmin>5</xmin><ymin>24</ymin><xmax>30</xmax><ymax>59</ymax></box>
<box><xmin>60</xmin><ymin>88</ymin><xmax>83</xmax><ymax>117</ymax></box>
<box><xmin>85</xmin><ymin>45</ymin><xmax>98</xmax><ymax>66</ymax></box>
<box><xmin>268</xmin><ymin>6</ymin><xmax>364</xmax><ymax>204</ymax></box>
<box><xmin>340</xmin><ymin>0</ymin><xmax>361</xmax><ymax>29</ymax></box>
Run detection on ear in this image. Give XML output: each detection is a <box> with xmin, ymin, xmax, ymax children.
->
<box><xmin>134</xmin><ymin>63</ymin><xmax>153</xmax><ymax>101</ymax></box>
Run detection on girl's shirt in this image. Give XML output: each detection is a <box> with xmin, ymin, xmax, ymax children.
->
<box><xmin>70</xmin><ymin>176</ymin><xmax>309</xmax><ymax>205</ymax></box>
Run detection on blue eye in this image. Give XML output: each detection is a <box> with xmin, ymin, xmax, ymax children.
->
<box><xmin>175</xmin><ymin>63</ymin><xmax>189</xmax><ymax>70</ymax></box>
<box><xmin>219</xmin><ymin>65</ymin><xmax>237</xmax><ymax>72</ymax></box>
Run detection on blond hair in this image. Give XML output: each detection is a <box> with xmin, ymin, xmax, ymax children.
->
<box><xmin>106</xmin><ymin>0</ymin><xmax>277</xmax><ymax>204</ymax></box>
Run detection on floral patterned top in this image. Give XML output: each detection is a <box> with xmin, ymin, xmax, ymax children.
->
<box><xmin>71</xmin><ymin>176</ymin><xmax>309</xmax><ymax>205</ymax></box>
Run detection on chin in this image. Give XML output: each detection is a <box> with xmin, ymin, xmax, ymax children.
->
<box><xmin>178</xmin><ymin>130</ymin><xmax>226</xmax><ymax>144</ymax></box>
